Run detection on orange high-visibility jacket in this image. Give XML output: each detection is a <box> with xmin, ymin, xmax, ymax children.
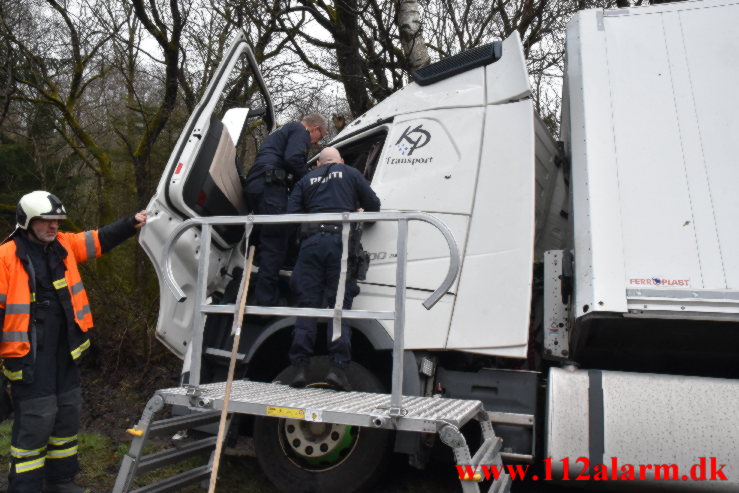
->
<box><xmin>0</xmin><ymin>231</ymin><xmax>102</xmax><ymax>364</ymax></box>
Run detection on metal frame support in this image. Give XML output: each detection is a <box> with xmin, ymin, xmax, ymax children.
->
<box><xmin>188</xmin><ymin>225</ymin><xmax>212</xmax><ymax>391</ymax></box>
<box><xmin>160</xmin><ymin>211</ymin><xmax>461</xmax><ymax>412</ymax></box>
<box><xmin>438</xmin><ymin>418</ymin><xmax>512</xmax><ymax>493</ymax></box>
<box><xmin>332</xmin><ymin>213</ymin><xmax>352</xmax><ymax>342</ymax></box>
<box><xmin>476</xmin><ymin>409</ymin><xmax>496</xmax><ymax>442</ymax></box>
<box><xmin>112</xmin><ymin>394</ymin><xmax>165</xmax><ymax>493</ymax></box>
<box><xmin>543</xmin><ymin>250</ymin><xmax>571</xmax><ymax>360</ymax></box>
<box><xmin>390</xmin><ymin>219</ymin><xmax>408</xmax><ymax>413</ymax></box>
<box><xmin>439</xmin><ymin>424</ymin><xmax>480</xmax><ymax>493</ymax></box>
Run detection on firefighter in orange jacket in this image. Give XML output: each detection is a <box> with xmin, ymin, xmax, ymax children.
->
<box><xmin>0</xmin><ymin>191</ymin><xmax>147</xmax><ymax>493</ymax></box>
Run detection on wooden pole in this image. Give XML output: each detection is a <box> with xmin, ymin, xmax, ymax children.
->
<box><xmin>208</xmin><ymin>245</ymin><xmax>255</xmax><ymax>493</ymax></box>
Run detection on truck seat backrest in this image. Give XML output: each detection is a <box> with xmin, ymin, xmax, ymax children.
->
<box><xmin>183</xmin><ymin>114</ymin><xmax>247</xmax><ymax>244</ymax></box>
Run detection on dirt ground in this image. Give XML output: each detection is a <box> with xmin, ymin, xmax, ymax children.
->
<box><xmin>79</xmin><ymin>355</ymin><xmax>181</xmax><ymax>436</ymax></box>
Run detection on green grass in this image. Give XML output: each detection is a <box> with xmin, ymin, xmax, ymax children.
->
<box><xmin>0</xmin><ymin>421</ymin><xmax>277</xmax><ymax>492</ymax></box>
<box><xmin>77</xmin><ymin>431</ymin><xmax>122</xmax><ymax>487</ymax></box>
<box><xmin>0</xmin><ymin>421</ymin><xmax>126</xmax><ymax>491</ymax></box>
<box><xmin>0</xmin><ymin>420</ymin><xmax>463</xmax><ymax>492</ymax></box>
<box><xmin>0</xmin><ymin>421</ymin><xmax>10</xmax><ymax>489</ymax></box>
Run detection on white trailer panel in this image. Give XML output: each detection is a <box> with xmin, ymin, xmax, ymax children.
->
<box><xmin>565</xmin><ymin>0</ymin><xmax>739</xmax><ymax>319</ymax></box>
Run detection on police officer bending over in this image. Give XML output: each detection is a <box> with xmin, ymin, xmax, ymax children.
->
<box><xmin>243</xmin><ymin>114</ymin><xmax>328</xmax><ymax>307</ymax></box>
<box><xmin>0</xmin><ymin>191</ymin><xmax>147</xmax><ymax>493</ymax></box>
<box><xmin>286</xmin><ymin>147</ymin><xmax>380</xmax><ymax>390</ymax></box>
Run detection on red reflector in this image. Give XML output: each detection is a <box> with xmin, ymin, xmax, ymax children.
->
<box><xmin>197</xmin><ymin>190</ymin><xmax>206</xmax><ymax>206</ymax></box>
<box><xmin>175</xmin><ymin>162</ymin><xmax>184</xmax><ymax>174</ymax></box>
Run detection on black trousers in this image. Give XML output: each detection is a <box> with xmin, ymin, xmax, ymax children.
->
<box><xmin>288</xmin><ymin>232</ymin><xmax>359</xmax><ymax>368</ymax></box>
<box><xmin>245</xmin><ymin>179</ymin><xmax>291</xmax><ymax>306</ymax></box>
<box><xmin>8</xmin><ymin>310</ymin><xmax>81</xmax><ymax>493</ymax></box>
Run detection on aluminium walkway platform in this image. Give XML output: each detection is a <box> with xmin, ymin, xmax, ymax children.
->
<box><xmin>158</xmin><ymin>380</ymin><xmax>482</xmax><ymax>433</ymax></box>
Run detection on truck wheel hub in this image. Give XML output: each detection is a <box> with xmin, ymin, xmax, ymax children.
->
<box><xmin>281</xmin><ymin>418</ymin><xmax>359</xmax><ymax>470</ymax></box>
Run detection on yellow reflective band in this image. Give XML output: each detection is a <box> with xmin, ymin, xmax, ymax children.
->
<box><xmin>15</xmin><ymin>456</ymin><xmax>45</xmax><ymax>474</ymax></box>
<box><xmin>47</xmin><ymin>445</ymin><xmax>77</xmax><ymax>459</ymax></box>
<box><xmin>30</xmin><ymin>292</ymin><xmax>36</xmax><ymax>302</ymax></box>
<box><xmin>52</xmin><ymin>278</ymin><xmax>68</xmax><ymax>290</ymax></box>
<box><xmin>10</xmin><ymin>445</ymin><xmax>45</xmax><ymax>458</ymax></box>
<box><xmin>70</xmin><ymin>339</ymin><xmax>90</xmax><ymax>360</ymax></box>
<box><xmin>48</xmin><ymin>435</ymin><xmax>77</xmax><ymax>446</ymax></box>
<box><xmin>3</xmin><ymin>367</ymin><xmax>22</xmax><ymax>381</ymax></box>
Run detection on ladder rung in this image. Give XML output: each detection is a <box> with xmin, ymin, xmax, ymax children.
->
<box><xmin>205</xmin><ymin>347</ymin><xmax>246</xmax><ymax>360</ymax></box>
<box><xmin>488</xmin><ymin>472</ymin><xmax>511</xmax><ymax>493</ymax></box>
<box><xmin>147</xmin><ymin>410</ymin><xmax>222</xmax><ymax>437</ymax></box>
<box><xmin>471</xmin><ymin>436</ymin><xmax>502</xmax><ymax>465</ymax></box>
<box><xmin>136</xmin><ymin>436</ymin><xmax>217</xmax><ymax>475</ymax></box>
<box><xmin>130</xmin><ymin>464</ymin><xmax>211</xmax><ymax>493</ymax></box>
<box><xmin>200</xmin><ymin>304</ymin><xmax>236</xmax><ymax>314</ymax></box>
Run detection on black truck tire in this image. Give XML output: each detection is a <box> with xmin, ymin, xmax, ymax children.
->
<box><xmin>253</xmin><ymin>356</ymin><xmax>391</xmax><ymax>493</ymax></box>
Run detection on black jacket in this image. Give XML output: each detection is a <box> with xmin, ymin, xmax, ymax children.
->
<box><xmin>288</xmin><ymin>163</ymin><xmax>380</xmax><ymax>215</ymax></box>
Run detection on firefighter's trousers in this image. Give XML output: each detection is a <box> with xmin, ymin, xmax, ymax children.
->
<box><xmin>8</xmin><ymin>309</ymin><xmax>82</xmax><ymax>493</ymax></box>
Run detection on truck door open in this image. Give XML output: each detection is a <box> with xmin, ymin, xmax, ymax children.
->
<box><xmin>139</xmin><ymin>32</ymin><xmax>274</xmax><ymax>358</ymax></box>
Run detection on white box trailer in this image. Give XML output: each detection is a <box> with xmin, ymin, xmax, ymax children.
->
<box><xmin>549</xmin><ymin>0</ymin><xmax>739</xmax><ymax>487</ymax></box>
<box><xmin>120</xmin><ymin>0</ymin><xmax>739</xmax><ymax>491</ymax></box>
<box><xmin>564</xmin><ymin>0</ymin><xmax>739</xmax><ymax>320</ymax></box>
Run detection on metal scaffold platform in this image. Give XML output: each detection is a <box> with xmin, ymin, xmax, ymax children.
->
<box><xmin>116</xmin><ymin>381</ymin><xmax>510</xmax><ymax>493</ymax></box>
<box><xmin>158</xmin><ymin>380</ymin><xmax>482</xmax><ymax>432</ymax></box>
<box><xmin>114</xmin><ymin>211</ymin><xmax>511</xmax><ymax>493</ymax></box>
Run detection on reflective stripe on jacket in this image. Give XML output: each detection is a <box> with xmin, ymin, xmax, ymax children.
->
<box><xmin>0</xmin><ymin>231</ymin><xmax>102</xmax><ymax>359</ymax></box>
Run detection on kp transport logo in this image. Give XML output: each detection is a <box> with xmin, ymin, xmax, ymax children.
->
<box><xmin>395</xmin><ymin>124</ymin><xmax>431</xmax><ymax>156</ymax></box>
<box><xmin>387</xmin><ymin>124</ymin><xmax>434</xmax><ymax>166</ymax></box>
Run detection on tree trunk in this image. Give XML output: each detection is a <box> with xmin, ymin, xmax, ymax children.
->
<box><xmin>397</xmin><ymin>0</ymin><xmax>430</xmax><ymax>72</ymax></box>
<box><xmin>333</xmin><ymin>0</ymin><xmax>372</xmax><ymax>117</ymax></box>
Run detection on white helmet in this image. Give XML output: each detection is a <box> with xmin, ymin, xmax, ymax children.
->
<box><xmin>16</xmin><ymin>191</ymin><xmax>67</xmax><ymax>230</ymax></box>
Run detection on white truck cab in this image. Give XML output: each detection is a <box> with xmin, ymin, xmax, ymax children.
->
<box><xmin>141</xmin><ymin>31</ymin><xmax>566</xmax><ymax>365</ymax></box>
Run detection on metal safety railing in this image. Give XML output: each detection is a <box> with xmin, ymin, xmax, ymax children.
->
<box><xmin>161</xmin><ymin>211</ymin><xmax>460</xmax><ymax>413</ymax></box>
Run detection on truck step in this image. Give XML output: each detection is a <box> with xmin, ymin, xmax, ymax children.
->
<box><xmin>112</xmin><ymin>395</ymin><xmax>228</xmax><ymax>493</ymax></box>
<box><xmin>488</xmin><ymin>472</ymin><xmax>511</xmax><ymax>493</ymax></box>
<box><xmin>130</xmin><ymin>464</ymin><xmax>211</xmax><ymax>493</ymax></box>
<box><xmin>157</xmin><ymin>380</ymin><xmax>483</xmax><ymax>432</ymax></box>
<box><xmin>135</xmin><ymin>436</ymin><xmax>217</xmax><ymax>475</ymax></box>
<box><xmin>471</xmin><ymin>436</ymin><xmax>503</xmax><ymax>465</ymax></box>
<box><xmin>147</xmin><ymin>410</ymin><xmax>221</xmax><ymax>438</ymax></box>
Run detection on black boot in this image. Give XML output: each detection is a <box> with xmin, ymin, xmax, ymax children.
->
<box><xmin>289</xmin><ymin>361</ymin><xmax>308</xmax><ymax>388</ymax></box>
<box><xmin>325</xmin><ymin>365</ymin><xmax>351</xmax><ymax>391</ymax></box>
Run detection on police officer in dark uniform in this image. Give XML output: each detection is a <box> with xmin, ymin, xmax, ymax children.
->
<box><xmin>286</xmin><ymin>147</ymin><xmax>380</xmax><ymax>389</ymax></box>
<box><xmin>244</xmin><ymin>114</ymin><xmax>328</xmax><ymax>306</ymax></box>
